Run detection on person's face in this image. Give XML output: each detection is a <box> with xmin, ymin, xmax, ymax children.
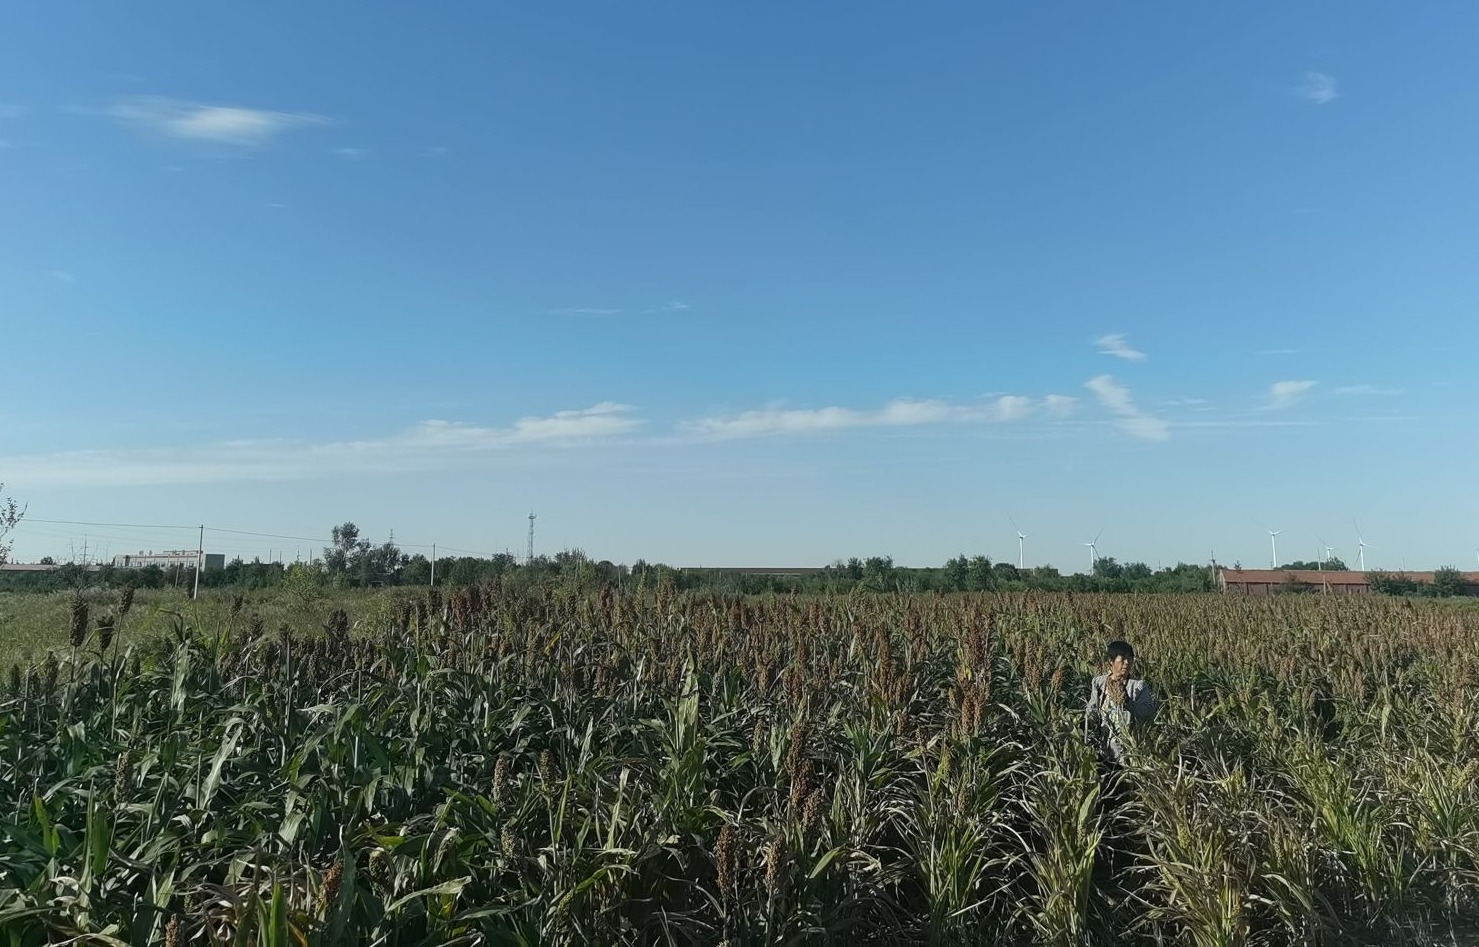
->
<box><xmin>1108</xmin><ymin>655</ymin><xmax>1133</xmax><ymax>680</ymax></box>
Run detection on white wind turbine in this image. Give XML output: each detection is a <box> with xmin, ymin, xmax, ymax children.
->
<box><xmin>1353</xmin><ymin>520</ymin><xmax>1372</xmax><ymax>571</ymax></box>
<box><xmin>1316</xmin><ymin>536</ymin><xmax>1335</xmax><ymax>570</ymax></box>
<box><xmin>1083</xmin><ymin>527</ymin><xmax>1104</xmax><ymax>573</ymax></box>
<box><xmin>1266</xmin><ymin>528</ymin><xmax>1281</xmax><ymax>569</ymax></box>
<box><xmin>1009</xmin><ymin>515</ymin><xmax>1028</xmax><ymax>570</ymax></box>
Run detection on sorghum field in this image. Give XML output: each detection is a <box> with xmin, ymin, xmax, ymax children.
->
<box><xmin>4</xmin><ymin>585</ymin><xmax>1479</xmax><ymax>946</ymax></box>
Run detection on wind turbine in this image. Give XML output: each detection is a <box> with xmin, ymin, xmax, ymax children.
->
<box><xmin>1009</xmin><ymin>515</ymin><xmax>1027</xmax><ymax>570</ymax></box>
<box><xmin>1353</xmin><ymin>520</ymin><xmax>1371</xmax><ymax>572</ymax></box>
<box><xmin>1316</xmin><ymin>536</ymin><xmax>1335</xmax><ymax>570</ymax></box>
<box><xmin>1083</xmin><ymin>527</ymin><xmax>1104</xmax><ymax>573</ymax></box>
<box><xmin>1266</xmin><ymin>528</ymin><xmax>1281</xmax><ymax>569</ymax></box>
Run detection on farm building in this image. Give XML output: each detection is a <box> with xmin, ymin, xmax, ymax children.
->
<box><xmin>1219</xmin><ymin>568</ymin><xmax>1479</xmax><ymax>596</ymax></box>
<box><xmin>111</xmin><ymin>549</ymin><xmax>226</xmax><ymax>570</ymax></box>
<box><xmin>679</xmin><ymin>567</ymin><xmax>828</xmax><ymax>577</ymax></box>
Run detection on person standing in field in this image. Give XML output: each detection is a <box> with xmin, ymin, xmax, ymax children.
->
<box><xmin>1085</xmin><ymin>639</ymin><xmax>1157</xmax><ymax>766</ymax></box>
<box><xmin>1086</xmin><ymin>639</ymin><xmax>1157</xmax><ymax>887</ymax></box>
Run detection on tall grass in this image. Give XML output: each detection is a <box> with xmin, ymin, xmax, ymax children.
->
<box><xmin>2</xmin><ymin>587</ymin><xmax>1478</xmax><ymax>944</ymax></box>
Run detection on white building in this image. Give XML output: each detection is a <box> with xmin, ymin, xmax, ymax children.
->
<box><xmin>112</xmin><ymin>549</ymin><xmax>226</xmax><ymax>570</ymax></box>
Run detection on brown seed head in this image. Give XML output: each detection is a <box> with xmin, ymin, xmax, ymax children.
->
<box><xmin>715</xmin><ymin>823</ymin><xmax>738</xmax><ymax>901</ymax></box>
<box><xmin>319</xmin><ymin>860</ymin><xmax>343</xmax><ymax>917</ymax></box>
<box><xmin>501</xmin><ymin>824</ymin><xmax>520</xmax><ymax>859</ymax></box>
<box><xmin>113</xmin><ymin>749</ymin><xmax>133</xmax><ymax>801</ymax></box>
<box><xmin>492</xmin><ymin>753</ymin><xmax>510</xmax><ymax>805</ymax></box>
<box><xmin>368</xmin><ymin>847</ymin><xmax>392</xmax><ymax>892</ymax></box>
<box><xmin>69</xmin><ymin>596</ymin><xmax>89</xmax><ymax>649</ymax></box>
<box><xmin>763</xmin><ymin>836</ymin><xmax>788</xmax><ymax>900</ymax></box>
<box><xmin>802</xmin><ymin>787</ymin><xmax>826</xmax><ymax>837</ymax></box>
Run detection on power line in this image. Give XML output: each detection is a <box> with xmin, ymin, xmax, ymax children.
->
<box><xmin>206</xmin><ymin>526</ymin><xmax>334</xmax><ymax>544</ymax></box>
<box><xmin>27</xmin><ymin>517</ymin><xmax>196</xmax><ymax>530</ymax></box>
<box><xmin>22</xmin><ymin>516</ymin><xmax>495</xmax><ymax>562</ymax></box>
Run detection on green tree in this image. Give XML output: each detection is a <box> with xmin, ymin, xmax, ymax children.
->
<box><xmin>862</xmin><ymin>556</ymin><xmax>896</xmax><ymax>591</ymax></box>
<box><xmin>1282</xmin><ymin>558</ymin><xmax>1350</xmax><ymax>571</ymax></box>
<box><xmin>323</xmin><ymin>522</ymin><xmax>375</xmax><ymax>586</ymax></box>
<box><xmin>942</xmin><ymin>555</ymin><xmax>970</xmax><ymax>590</ymax></box>
<box><xmin>1431</xmin><ymin>566</ymin><xmax>1467</xmax><ymax>598</ymax></box>
<box><xmin>0</xmin><ymin>483</ymin><xmax>24</xmax><ymax>564</ymax></box>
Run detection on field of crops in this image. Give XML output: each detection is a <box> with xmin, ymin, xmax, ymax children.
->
<box><xmin>3</xmin><ymin>585</ymin><xmax>1479</xmax><ymax>946</ymax></box>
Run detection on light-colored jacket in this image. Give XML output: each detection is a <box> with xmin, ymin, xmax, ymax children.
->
<box><xmin>1085</xmin><ymin>674</ymin><xmax>1156</xmax><ymax>761</ymax></box>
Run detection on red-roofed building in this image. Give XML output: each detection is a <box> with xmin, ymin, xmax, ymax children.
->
<box><xmin>1218</xmin><ymin>569</ymin><xmax>1479</xmax><ymax>596</ymax></box>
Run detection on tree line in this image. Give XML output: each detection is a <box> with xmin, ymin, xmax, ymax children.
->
<box><xmin>4</xmin><ymin>519</ymin><xmax>1471</xmax><ymax>598</ymax></box>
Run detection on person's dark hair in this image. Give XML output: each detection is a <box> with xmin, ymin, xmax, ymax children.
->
<box><xmin>1106</xmin><ymin>640</ymin><xmax>1135</xmax><ymax>661</ymax></box>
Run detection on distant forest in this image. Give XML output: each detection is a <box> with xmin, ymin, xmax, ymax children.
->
<box><xmin>0</xmin><ymin>520</ymin><xmax>1323</xmax><ymax>595</ymax></box>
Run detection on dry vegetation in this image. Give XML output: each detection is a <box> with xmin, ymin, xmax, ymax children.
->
<box><xmin>3</xmin><ymin>585</ymin><xmax>1478</xmax><ymax>945</ymax></box>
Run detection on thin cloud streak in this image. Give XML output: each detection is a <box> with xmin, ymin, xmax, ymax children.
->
<box><xmin>684</xmin><ymin>394</ymin><xmax>1055</xmax><ymax>440</ymax></box>
<box><xmin>1084</xmin><ymin>375</ymin><xmax>1170</xmax><ymax>441</ymax></box>
<box><xmin>1301</xmin><ymin>72</ymin><xmax>1339</xmax><ymax>105</ymax></box>
<box><xmin>1096</xmin><ymin>333</ymin><xmax>1147</xmax><ymax>361</ymax></box>
<box><xmin>110</xmin><ymin>96</ymin><xmax>330</xmax><ymax>146</ymax></box>
<box><xmin>1334</xmin><ymin>384</ymin><xmax>1402</xmax><ymax>396</ymax></box>
<box><xmin>1267</xmin><ymin>380</ymin><xmax>1316</xmax><ymax>410</ymax></box>
<box><xmin>0</xmin><ymin>403</ymin><xmax>642</xmax><ymax>487</ymax></box>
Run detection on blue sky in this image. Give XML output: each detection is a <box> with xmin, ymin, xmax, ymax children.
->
<box><xmin>2</xmin><ymin>3</ymin><xmax>1476</xmax><ymax>571</ymax></box>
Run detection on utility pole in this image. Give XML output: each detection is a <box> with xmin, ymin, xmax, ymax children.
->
<box><xmin>192</xmin><ymin>524</ymin><xmax>204</xmax><ymax>599</ymax></box>
<box><xmin>527</xmin><ymin>512</ymin><xmax>536</xmax><ymax>566</ymax></box>
<box><xmin>431</xmin><ymin>543</ymin><xmax>437</xmax><ymax>587</ymax></box>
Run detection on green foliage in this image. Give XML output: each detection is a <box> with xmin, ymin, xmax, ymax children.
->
<box><xmin>1431</xmin><ymin>566</ymin><xmax>1467</xmax><ymax>598</ymax></box>
<box><xmin>0</xmin><ymin>481</ymin><xmax>23</xmax><ymax>565</ymax></box>
<box><xmin>3</xmin><ymin>590</ymin><xmax>1479</xmax><ymax>943</ymax></box>
<box><xmin>1283</xmin><ymin>558</ymin><xmax>1350</xmax><ymax>571</ymax></box>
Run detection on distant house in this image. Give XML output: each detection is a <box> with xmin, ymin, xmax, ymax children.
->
<box><xmin>679</xmin><ymin>567</ymin><xmax>828</xmax><ymax>577</ymax></box>
<box><xmin>0</xmin><ymin>562</ymin><xmax>62</xmax><ymax>572</ymax></box>
<box><xmin>112</xmin><ymin>549</ymin><xmax>226</xmax><ymax>570</ymax></box>
<box><xmin>1218</xmin><ymin>568</ymin><xmax>1479</xmax><ymax>596</ymax></box>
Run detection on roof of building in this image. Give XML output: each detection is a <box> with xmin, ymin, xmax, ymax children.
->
<box><xmin>678</xmin><ymin>567</ymin><xmax>828</xmax><ymax>575</ymax></box>
<box><xmin>1220</xmin><ymin>569</ymin><xmax>1479</xmax><ymax>585</ymax></box>
<box><xmin>0</xmin><ymin>562</ymin><xmax>61</xmax><ymax>572</ymax></box>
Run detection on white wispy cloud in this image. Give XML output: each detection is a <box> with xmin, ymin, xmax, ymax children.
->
<box><xmin>0</xmin><ymin>104</ymin><xmax>26</xmax><ymax>120</ymax></box>
<box><xmin>333</xmin><ymin>147</ymin><xmax>368</xmax><ymax>160</ymax></box>
<box><xmin>684</xmin><ymin>395</ymin><xmax>1046</xmax><ymax>440</ymax></box>
<box><xmin>421</xmin><ymin>146</ymin><xmax>448</xmax><ymax>157</ymax></box>
<box><xmin>110</xmin><ymin>96</ymin><xmax>329</xmax><ymax>146</ymax></box>
<box><xmin>1258</xmin><ymin>348</ymin><xmax>1297</xmax><ymax>356</ymax></box>
<box><xmin>1267</xmin><ymin>380</ymin><xmax>1316</xmax><ymax>409</ymax></box>
<box><xmin>1301</xmin><ymin>72</ymin><xmax>1339</xmax><ymax>105</ymax></box>
<box><xmin>1084</xmin><ymin>375</ymin><xmax>1170</xmax><ymax>441</ymax></box>
<box><xmin>48</xmin><ymin>270</ymin><xmax>75</xmax><ymax>283</ymax></box>
<box><xmin>1096</xmin><ymin>333</ymin><xmax>1146</xmax><ymax>361</ymax></box>
<box><xmin>1334</xmin><ymin>384</ymin><xmax>1402</xmax><ymax>396</ymax></box>
<box><xmin>1043</xmin><ymin>394</ymin><xmax>1078</xmax><ymax>417</ymax></box>
<box><xmin>0</xmin><ymin>403</ymin><xmax>641</xmax><ymax>487</ymax></box>
<box><xmin>552</xmin><ymin>307</ymin><xmax>624</xmax><ymax>316</ymax></box>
